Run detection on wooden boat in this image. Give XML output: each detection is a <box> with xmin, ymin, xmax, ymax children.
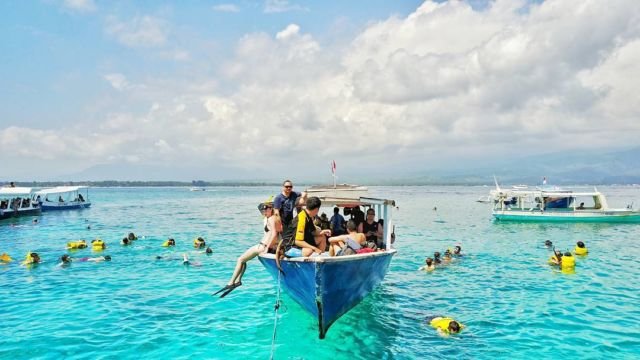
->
<box><xmin>258</xmin><ymin>189</ymin><xmax>397</xmax><ymax>338</ymax></box>
<box><xmin>0</xmin><ymin>187</ymin><xmax>42</xmax><ymax>220</ymax></box>
<box><xmin>36</xmin><ymin>186</ymin><xmax>91</xmax><ymax>211</ymax></box>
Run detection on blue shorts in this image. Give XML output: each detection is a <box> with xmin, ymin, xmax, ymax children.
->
<box><xmin>285</xmin><ymin>248</ymin><xmax>303</xmax><ymax>258</ymax></box>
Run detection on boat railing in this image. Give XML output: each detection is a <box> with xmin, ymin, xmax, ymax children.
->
<box><xmin>259</xmin><ymin>248</ymin><xmax>397</xmax><ymax>264</ymax></box>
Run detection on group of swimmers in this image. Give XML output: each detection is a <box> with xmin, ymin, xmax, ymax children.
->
<box><xmin>419</xmin><ymin>246</ymin><xmax>463</xmax><ymax>272</ymax></box>
<box><xmin>545</xmin><ymin>240</ymin><xmax>589</xmax><ymax>271</ymax></box>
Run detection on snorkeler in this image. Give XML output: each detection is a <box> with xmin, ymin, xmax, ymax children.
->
<box><xmin>0</xmin><ymin>253</ymin><xmax>13</xmax><ymax>263</ymax></box>
<box><xmin>22</xmin><ymin>252</ymin><xmax>41</xmax><ymax>266</ymax></box>
<box><xmin>453</xmin><ymin>246</ymin><xmax>463</xmax><ymax>257</ymax></box>
<box><xmin>419</xmin><ymin>258</ymin><xmax>435</xmax><ymax>272</ymax></box>
<box><xmin>427</xmin><ymin>316</ymin><xmax>464</xmax><ymax>335</ymax></box>
<box><xmin>433</xmin><ymin>252</ymin><xmax>442</xmax><ymax>265</ymax></box>
<box><xmin>193</xmin><ymin>237</ymin><xmax>206</xmax><ymax>249</ymax></box>
<box><xmin>162</xmin><ymin>238</ymin><xmax>176</xmax><ymax>247</ymax></box>
<box><xmin>574</xmin><ymin>241</ymin><xmax>588</xmax><ymax>255</ymax></box>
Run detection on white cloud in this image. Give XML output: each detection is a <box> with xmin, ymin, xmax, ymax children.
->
<box><xmin>62</xmin><ymin>0</ymin><xmax>96</xmax><ymax>12</ymax></box>
<box><xmin>103</xmin><ymin>73</ymin><xmax>129</xmax><ymax>91</ymax></box>
<box><xmin>105</xmin><ymin>15</ymin><xmax>168</xmax><ymax>48</ymax></box>
<box><xmin>5</xmin><ymin>0</ymin><xmax>640</xmax><ymax>179</ymax></box>
<box><xmin>213</xmin><ymin>4</ymin><xmax>240</xmax><ymax>13</ymax></box>
<box><xmin>264</xmin><ymin>0</ymin><xmax>307</xmax><ymax>14</ymax></box>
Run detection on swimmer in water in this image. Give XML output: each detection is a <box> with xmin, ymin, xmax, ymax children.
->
<box><xmin>433</xmin><ymin>251</ymin><xmax>442</xmax><ymax>265</ymax></box>
<box><xmin>453</xmin><ymin>245</ymin><xmax>462</xmax><ymax>257</ymax></box>
<box><xmin>544</xmin><ymin>240</ymin><xmax>553</xmax><ymax>248</ymax></box>
<box><xmin>205</xmin><ymin>246</ymin><xmax>213</xmax><ymax>254</ymax></box>
<box><xmin>427</xmin><ymin>316</ymin><xmax>464</xmax><ymax>335</ymax></box>
<box><xmin>127</xmin><ymin>232</ymin><xmax>137</xmax><ymax>241</ymax></box>
<box><xmin>193</xmin><ymin>237</ymin><xmax>206</xmax><ymax>249</ymax></box>
<box><xmin>121</xmin><ymin>237</ymin><xmax>130</xmax><ymax>245</ymax></box>
<box><xmin>22</xmin><ymin>252</ymin><xmax>41</xmax><ymax>266</ymax></box>
<box><xmin>549</xmin><ymin>250</ymin><xmax>563</xmax><ymax>266</ymax></box>
<box><xmin>442</xmin><ymin>249</ymin><xmax>453</xmax><ymax>263</ymax></box>
<box><xmin>574</xmin><ymin>241</ymin><xmax>588</xmax><ymax>255</ymax></box>
<box><xmin>419</xmin><ymin>258</ymin><xmax>435</xmax><ymax>272</ymax></box>
<box><xmin>76</xmin><ymin>255</ymin><xmax>112</xmax><ymax>263</ymax></box>
<box><xmin>0</xmin><ymin>253</ymin><xmax>13</xmax><ymax>263</ymax></box>
<box><xmin>59</xmin><ymin>254</ymin><xmax>72</xmax><ymax>266</ymax></box>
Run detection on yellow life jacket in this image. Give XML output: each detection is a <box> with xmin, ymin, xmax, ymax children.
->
<box><xmin>193</xmin><ymin>238</ymin><xmax>205</xmax><ymax>247</ymax></box>
<box><xmin>430</xmin><ymin>317</ymin><xmax>464</xmax><ymax>334</ymax></box>
<box><xmin>574</xmin><ymin>246</ymin><xmax>588</xmax><ymax>256</ymax></box>
<box><xmin>67</xmin><ymin>240</ymin><xmax>88</xmax><ymax>249</ymax></box>
<box><xmin>561</xmin><ymin>255</ymin><xmax>575</xmax><ymax>269</ymax></box>
<box><xmin>162</xmin><ymin>240</ymin><xmax>174</xmax><ymax>247</ymax></box>
<box><xmin>0</xmin><ymin>253</ymin><xmax>12</xmax><ymax>262</ymax></box>
<box><xmin>22</xmin><ymin>252</ymin><xmax>34</xmax><ymax>265</ymax></box>
<box><xmin>92</xmin><ymin>239</ymin><xmax>106</xmax><ymax>249</ymax></box>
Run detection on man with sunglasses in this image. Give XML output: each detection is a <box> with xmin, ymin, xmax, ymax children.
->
<box><xmin>274</xmin><ymin>179</ymin><xmax>307</xmax><ymax>228</ymax></box>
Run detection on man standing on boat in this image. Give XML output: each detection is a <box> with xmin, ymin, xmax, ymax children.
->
<box><xmin>274</xmin><ymin>180</ymin><xmax>307</xmax><ymax>228</ymax></box>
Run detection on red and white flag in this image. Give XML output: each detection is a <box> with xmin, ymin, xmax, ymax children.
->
<box><xmin>331</xmin><ymin>160</ymin><xmax>336</xmax><ymax>175</ymax></box>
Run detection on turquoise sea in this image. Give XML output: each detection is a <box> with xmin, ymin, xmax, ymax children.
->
<box><xmin>1</xmin><ymin>186</ymin><xmax>640</xmax><ymax>359</ymax></box>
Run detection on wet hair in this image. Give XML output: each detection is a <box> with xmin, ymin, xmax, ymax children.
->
<box><xmin>127</xmin><ymin>233</ymin><xmax>136</xmax><ymax>240</ymax></box>
<box><xmin>454</xmin><ymin>246</ymin><xmax>461</xmax><ymax>254</ymax></box>
<box><xmin>168</xmin><ymin>238</ymin><xmax>175</xmax><ymax>245</ymax></box>
<box><xmin>544</xmin><ymin>240</ymin><xmax>552</xmax><ymax>247</ymax></box>
<box><xmin>31</xmin><ymin>253</ymin><xmax>40</xmax><ymax>262</ymax></box>
<box><xmin>60</xmin><ymin>255</ymin><xmax>71</xmax><ymax>263</ymax></box>
<box><xmin>206</xmin><ymin>247</ymin><xmax>213</xmax><ymax>254</ymax></box>
<box><xmin>576</xmin><ymin>241</ymin><xmax>585</xmax><ymax>248</ymax></box>
<box><xmin>122</xmin><ymin>237</ymin><xmax>129</xmax><ymax>245</ymax></box>
<box><xmin>306</xmin><ymin>197</ymin><xmax>322</xmax><ymax>211</ymax></box>
<box><xmin>346</xmin><ymin>220</ymin><xmax>357</xmax><ymax>232</ymax></box>
<box><xmin>554</xmin><ymin>250</ymin><xmax>563</xmax><ymax>258</ymax></box>
<box><xmin>444</xmin><ymin>249</ymin><xmax>451</xmax><ymax>255</ymax></box>
<box><xmin>425</xmin><ymin>258</ymin><xmax>433</xmax><ymax>266</ymax></box>
<box><xmin>155</xmin><ymin>255</ymin><xmax>163</xmax><ymax>260</ymax></box>
<box><xmin>564</xmin><ymin>252</ymin><xmax>572</xmax><ymax>257</ymax></box>
<box><xmin>434</xmin><ymin>252</ymin><xmax>441</xmax><ymax>259</ymax></box>
<box><xmin>334</xmin><ymin>207</ymin><xmax>340</xmax><ymax>214</ymax></box>
<box><xmin>448</xmin><ymin>321</ymin><xmax>461</xmax><ymax>333</ymax></box>
<box><xmin>197</xmin><ymin>237</ymin><xmax>204</xmax><ymax>242</ymax></box>
<box><xmin>104</xmin><ymin>255</ymin><xmax>112</xmax><ymax>261</ymax></box>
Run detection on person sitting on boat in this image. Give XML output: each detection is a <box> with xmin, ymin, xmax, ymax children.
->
<box><xmin>319</xmin><ymin>213</ymin><xmax>330</xmax><ymax>230</ymax></box>
<box><xmin>574</xmin><ymin>241</ymin><xmax>588</xmax><ymax>255</ymax></box>
<box><xmin>350</xmin><ymin>206</ymin><xmax>365</xmax><ymax>228</ymax></box>
<box><xmin>328</xmin><ymin>220</ymin><xmax>366</xmax><ymax>256</ymax></box>
<box><xmin>282</xmin><ymin>196</ymin><xmax>331</xmax><ymax>257</ymax></box>
<box><xmin>419</xmin><ymin>258</ymin><xmax>435</xmax><ymax>272</ymax></box>
<box><xmin>274</xmin><ymin>179</ymin><xmax>307</xmax><ymax>228</ymax></box>
<box><xmin>58</xmin><ymin>196</ymin><xmax>64</xmax><ymax>203</ymax></box>
<box><xmin>577</xmin><ymin>202</ymin><xmax>585</xmax><ymax>210</ymax></box>
<box><xmin>358</xmin><ymin>208</ymin><xmax>383</xmax><ymax>249</ymax></box>
<box><xmin>214</xmin><ymin>198</ymin><xmax>281</xmax><ymax>298</ymax></box>
<box><xmin>329</xmin><ymin>206</ymin><xmax>346</xmax><ymax>236</ymax></box>
<box><xmin>78</xmin><ymin>193</ymin><xmax>85</xmax><ymax>202</ymax></box>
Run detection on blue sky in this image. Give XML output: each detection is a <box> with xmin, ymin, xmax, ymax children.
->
<box><xmin>1</xmin><ymin>0</ymin><xmax>639</xmax><ymax>181</ymax></box>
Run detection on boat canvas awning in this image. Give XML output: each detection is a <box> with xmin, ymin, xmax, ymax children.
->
<box><xmin>36</xmin><ymin>186</ymin><xmax>88</xmax><ymax>195</ymax></box>
<box><xmin>0</xmin><ymin>187</ymin><xmax>34</xmax><ymax>196</ymax></box>
<box><xmin>314</xmin><ymin>196</ymin><xmax>395</xmax><ymax>207</ymax></box>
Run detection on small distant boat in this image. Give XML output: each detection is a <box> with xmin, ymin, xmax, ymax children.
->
<box><xmin>476</xmin><ymin>195</ymin><xmax>492</xmax><ymax>203</ymax></box>
<box><xmin>258</xmin><ymin>186</ymin><xmax>396</xmax><ymax>339</ymax></box>
<box><xmin>489</xmin><ymin>182</ymin><xmax>640</xmax><ymax>222</ymax></box>
<box><xmin>36</xmin><ymin>186</ymin><xmax>91</xmax><ymax>211</ymax></box>
<box><xmin>0</xmin><ymin>187</ymin><xmax>42</xmax><ymax>220</ymax></box>
<box><xmin>189</xmin><ymin>187</ymin><xmax>206</xmax><ymax>191</ymax></box>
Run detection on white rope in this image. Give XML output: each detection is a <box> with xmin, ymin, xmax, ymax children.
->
<box><xmin>269</xmin><ymin>270</ymin><xmax>282</xmax><ymax>360</ymax></box>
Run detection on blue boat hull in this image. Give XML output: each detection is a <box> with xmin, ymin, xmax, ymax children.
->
<box><xmin>258</xmin><ymin>250</ymin><xmax>396</xmax><ymax>339</ymax></box>
<box><xmin>0</xmin><ymin>207</ymin><xmax>41</xmax><ymax>220</ymax></box>
<box><xmin>41</xmin><ymin>203</ymin><xmax>91</xmax><ymax>211</ymax></box>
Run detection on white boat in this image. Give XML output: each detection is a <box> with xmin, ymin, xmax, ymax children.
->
<box><xmin>0</xmin><ymin>187</ymin><xmax>42</xmax><ymax>220</ymax></box>
<box><xmin>305</xmin><ymin>184</ymin><xmax>368</xmax><ymax>199</ymax></box>
<box><xmin>189</xmin><ymin>187</ymin><xmax>206</xmax><ymax>191</ymax></box>
<box><xmin>36</xmin><ymin>186</ymin><xmax>91</xmax><ymax>211</ymax></box>
<box><xmin>489</xmin><ymin>183</ymin><xmax>640</xmax><ymax>222</ymax></box>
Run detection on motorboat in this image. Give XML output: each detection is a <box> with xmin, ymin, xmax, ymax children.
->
<box><xmin>258</xmin><ymin>186</ymin><xmax>396</xmax><ymax>339</ymax></box>
<box><xmin>36</xmin><ymin>186</ymin><xmax>91</xmax><ymax>211</ymax></box>
<box><xmin>0</xmin><ymin>187</ymin><xmax>41</xmax><ymax>220</ymax></box>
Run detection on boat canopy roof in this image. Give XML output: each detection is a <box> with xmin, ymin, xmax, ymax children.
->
<box><xmin>0</xmin><ymin>187</ymin><xmax>34</xmax><ymax>196</ymax></box>
<box><xmin>492</xmin><ymin>189</ymin><xmax>602</xmax><ymax>197</ymax></box>
<box><xmin>36</xmin><ymin>186</ymin><xmax>88</xmax><ymax>195</ymax></box>
<box><xmin>316</xmin><ymin>196</ymin><xmax>395</xmax><ymax>207</ymax></box>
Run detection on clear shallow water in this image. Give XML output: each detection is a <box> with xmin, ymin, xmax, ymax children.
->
<box><xmin>1</xmin><ymin>186</ymin><xmax>640</xmax><ymax>359</ymax></box>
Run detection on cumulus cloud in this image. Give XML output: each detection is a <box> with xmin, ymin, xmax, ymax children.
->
<box><xmin>105</xmin><ymin>15</ymin><xmax>168</xmax><ymax>48</ymax></box>
<box><xmin>213</xmin><ymin>4</ymin><xmax>240</xmax><ymax>13</ymax></box>
<box><xmin>62</xmin><ymin>0</ymin><xmax>96</xmax><ymax>12</ymax></box>
<box><xmin>4</xmin><ymin>0</ymin><xmax>640</xmax><ymax>179</ymax></box>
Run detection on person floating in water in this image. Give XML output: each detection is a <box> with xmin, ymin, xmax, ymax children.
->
<box><xmin>544</xmin><ymin>240</ymin><xmax>553</xmax><ymax>248</ymax></box>
<box><xmin>162</xmin><ymin>238</ymin><xmax>176</xmax><ymax>247</ymax></box>
<box><xmin>121</xmin><ymin>237</ymin><xmax>131</xmax><ymax>245</ymax></box>
<box><xmin>214</xmin><ymin>198</ymin><xmax>281</xmax><ymax>298</ymax></box>
<box><xmin>433</xmin><ymin>252</ymin><xmax>442</xmax><ymax>265</ymax></box>
<box><xmin>0</xmin><ymin>253</ymin><xmax>13</xmax><ymax>263</ymax></box>
<box><xmin>453</xmin><ymin>245</ymin><xmax>463</xmax><ymax>257</ymax></box>
<box><xmin>574</xmin><ymin>241</ymin><xmax>588</xmax><ymax>255</ymax></box>
<box><xmin>193</xmin><ymin>237</ymin><xmax>206</xmax><ymax>249</ymax></box>
<box><xmin>22</xmin><ymin>252</ymin><xmax>41</xmax><ymax>266</ymax></box>
<box><xmin>427</xmin><ymin>316</ymin><xmax>464</xmax><ymax>335</ymax></box>
<box><xmin>419</xmin><ymin>258</ymin><xmax>435</xmax><ymax>272</ymax></box>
